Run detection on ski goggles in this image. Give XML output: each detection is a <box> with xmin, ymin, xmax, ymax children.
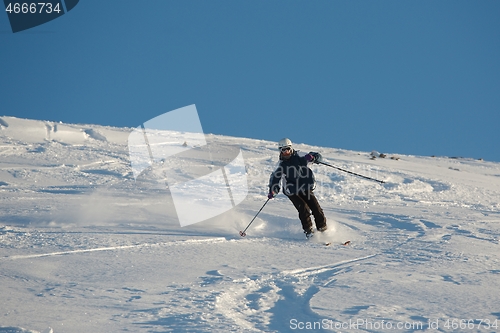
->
<box><xmin>280</xmin><ymin>146</ymin><xmax>292</xmax><ymax>152</ymax></box>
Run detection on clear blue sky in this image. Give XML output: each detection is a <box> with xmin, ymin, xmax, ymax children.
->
<box><xmin>1</xmin><ymin>1</ymin><xmax>499</xmax><ymax>161</ymax></box>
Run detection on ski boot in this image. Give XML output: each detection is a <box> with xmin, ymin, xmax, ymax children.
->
<box><xmin>317</xmin><ymin>225</ymin><xmax>328</xmax><ymax>232</ymax></box>
<box><xmin>304</xmin><ymin>228</ymin><xmax>314</xmax><ymax>239</ymax></box>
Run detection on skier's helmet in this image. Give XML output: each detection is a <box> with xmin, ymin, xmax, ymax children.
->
<box><xmin>278</xmin><ymin>138</ymin><xmax>293</xmax><ymax>149</ymax></box>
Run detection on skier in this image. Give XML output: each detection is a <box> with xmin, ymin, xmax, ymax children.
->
<box><xmin>267</xmin><ymin>138</ymin><xmax>327</xmax><ymax>238</ymax></box>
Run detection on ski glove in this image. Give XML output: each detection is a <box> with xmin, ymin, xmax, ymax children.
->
<box><xmin>305</xmin><ymin>152</ymin><xmax>323</xmax><ymax>164</ymax></box>
<box><xmin>268</xmin><ymin>191</ymin><xmax>277</xmax><ymax>199</ymax></box>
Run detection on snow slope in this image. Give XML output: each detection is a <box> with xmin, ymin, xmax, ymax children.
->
<box><xmin>1</xmin><ymin>116</ymin><xmax>499</xmax><ymax>333</ymax></box>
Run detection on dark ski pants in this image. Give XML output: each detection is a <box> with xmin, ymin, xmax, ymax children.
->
<box><xmin>287</xmin><ymin>191</ymin><xmax>326</xmax><ymax>232</ymax></box>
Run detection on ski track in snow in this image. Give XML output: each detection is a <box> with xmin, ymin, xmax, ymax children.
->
<box><xmin>281</xmin><ymin>253</ymin><xmax>379</xmax><ymax>278</ymax></box>
<box><xmin>1</xmin><ymin>117</ymin><xmax>500</xmax><ymax>332</ymax></box>
<box><xmin>1</xmin><ymin>237</ymin><xmax>228</xmax><ymax>261</ymax></box>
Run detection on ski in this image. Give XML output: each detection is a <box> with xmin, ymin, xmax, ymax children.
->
<box><xmin>324</xmin><ymin>240</ymin><xmax>350</xmax><ymax>246</ymax></box>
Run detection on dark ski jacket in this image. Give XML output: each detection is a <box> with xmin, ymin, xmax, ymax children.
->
<box><xmin>268</xmin><ymin>150</ymin><xmax>322</xmax><ymax>196</ymax></box>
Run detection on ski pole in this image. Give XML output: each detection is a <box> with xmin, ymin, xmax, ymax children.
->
<box><xmin>317</xmin><ymin>161</ymin><xmax>385</xmax><ymax>184</ymax></box>
<box><xmin>239</xmin><ymin>198</ymin><xmax>270</xmax><ymax>237</ymax></box>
